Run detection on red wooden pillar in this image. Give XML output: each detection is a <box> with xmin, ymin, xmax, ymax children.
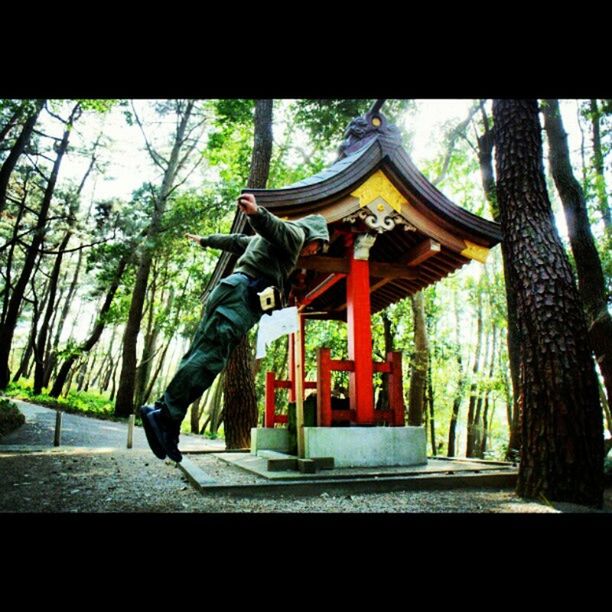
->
<box><xmin>265</xmin><ymin>371</ymin><xmax>276</xmax><ymax>427</ymax></box>
<box><xmin>317</xmin><ymin>347</ymin><xmax>332</xmax><ymax>426</ymax></box>
<box><xmin>346</xmin><ymin>243</ymin><xmax>374</xmax><ymax>424</ymax></box>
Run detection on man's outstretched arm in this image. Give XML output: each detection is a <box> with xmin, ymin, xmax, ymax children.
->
<box><xmin>185</xmin><ymin>232</ymin><xmax>251</xmax><ymax>255</ymax></box>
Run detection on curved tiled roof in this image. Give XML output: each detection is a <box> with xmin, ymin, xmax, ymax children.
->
<box><xmin>203</xmin><ymin>109</ymin><xmax>502</xmax><ymax>309</ymax></box>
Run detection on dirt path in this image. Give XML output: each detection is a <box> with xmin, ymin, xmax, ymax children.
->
<box><xmin>1</xmin><ymin>399</ymin><xmax>610</xmax><ymax>513</ymax></box>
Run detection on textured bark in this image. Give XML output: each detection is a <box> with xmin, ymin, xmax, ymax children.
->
<box><xmin>223</xmin><ymin>99</ymin><xmax>273</xmax><ymax>448</ymax></box>
<box><xmin>493</xmin><ymin>99</ymin><xmax>603</xmax><ymax>507</ymax></box>
<box><xmin>0</xmin><ymin>103</ymin><xmax>78</xmax><ymax>390</ymax></box>
<box><xmin>408</xmin><ymin>291</ymin><xmax>428</xmax><ymax>426</ymax></box>
<box><xmin>0</xmin><ymin>100</ymin><xmax>45</xmax><ymax>216</ymax></box>
<box><xmin>115</xmin><ymin>100</ymin><xmax>196</xmax><ymax>417</ymax></box>
<box><xmin>543</xmin><ymin>99</ymin><xmax>612</xmax><ymax>409</ymax></box>
<box><xmin>223</xmin><ymin>336</ymin><xmax>257</xmax><ymax>448</ymax></box>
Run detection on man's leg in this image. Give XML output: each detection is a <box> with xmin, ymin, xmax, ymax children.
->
<box><xmin>141</xmin><ymin>273</ymin><xmax>260</xmax><ymax>461</ymax></box>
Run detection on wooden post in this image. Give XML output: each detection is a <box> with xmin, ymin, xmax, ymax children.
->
<box><xmin>127</xmin><ymin>414</ymin><xmax>135</xmax><ymax>448</ymax></box>
<box><xmin>265</xmin><ymin>371</ymin><xmax>276</xmax><ymax>428</ymax></box>
<box><xmin>346</xmin><ymin>247</ymin><xmax>374</xmax><ymax>424</ymax></box>
<box><xmin>294</xmin><ymin>310</ymin><xmax>305</xmax><ymax>458</ymax></box>
<box><xmin>288</xmin><ymin>333</ymin><xmax>296</xmax><ymax>403</ymax></box>
<box><xmin>317</xmin><ymin>348</ymin><xmax>332</xmax><ymax>426</ymax></box>
<box><xmin>53</xmin><ymin>410</ymin><xmax>62</xmax><ymax>447</ymax></box>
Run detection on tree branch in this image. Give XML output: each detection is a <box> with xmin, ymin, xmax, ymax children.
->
<box><xmin>432</xmin><ymin>101</ymin><xmax>481</xmax><ymax>187</ymax></box>
<box><xmin>131</xmin><ymin>101</ymin><xmax>169</xmax><ymax>171</ymax></box>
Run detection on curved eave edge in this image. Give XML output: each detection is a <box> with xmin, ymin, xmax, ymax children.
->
<box><xmin>242</xmin><ymin>138</ymin><xmax>501</xmax><ymax>247</ymax></box>
<box><xmin>241</xmin><ymin>139</ymin><xmax>382</xmax><ymax>207</ymax></box>
<box><xmin>383</xmin><ymin>144</ymin><xmax>502</xmax><ymax>245</ymax></box>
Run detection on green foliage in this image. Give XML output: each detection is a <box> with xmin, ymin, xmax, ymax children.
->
<box><xmin>78</xmin><ymin>99</ymin><xmax>119</xmax><ymax>113</ymax></box>
<box><xmin>5</xmin><ymin>380</ymin><xmax>117</xmax><ymax>421</ymax></box>
<box><xmin>292</xmin><ymin>99</ymin><xmax>414</xmax><ymax>151</ymax></box>
<box><xmin>0</xmin><ymin>397</ymin><xmax>25</xmax><ymax>436</ymax></box>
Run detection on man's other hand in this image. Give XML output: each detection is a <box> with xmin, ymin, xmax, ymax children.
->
<box><xmin>185</xmin><ymin>233</ymin><xmax>202</xmax><ymax>244</ymax></box>
<box><xmin>238</xmin><ymin>193</ymin><xmax>259</xmax><ymax>216</ymax></box>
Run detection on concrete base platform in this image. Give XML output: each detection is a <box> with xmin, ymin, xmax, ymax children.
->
<box><xmin>179</xmin><ymin>452</ymin><xmax>518</xmax><ymax>497</ymax></box>
<box><xmin>304</xmin><ymin>426</ymin><xmax>426</xmax><ymax>467</ymax></box>
<box><xmin>251</xmin><ymin>426</ymin><xmax>427</xmax><ymax>468</ymax></box>
<box><xmin>250</xmin><ymin>428</ymin><xmax>290</xmax><ymax>453</ymax></box>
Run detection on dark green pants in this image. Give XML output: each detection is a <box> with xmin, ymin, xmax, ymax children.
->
<box><xmin>159</xmin><ymin>273</ymin><xmax>261</xmax><ymax>421</ymax></box>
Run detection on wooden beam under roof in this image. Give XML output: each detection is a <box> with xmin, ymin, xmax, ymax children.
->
<box><xmin>296</xmin><ymin>256</ymin><xmax>419</xmax><ymax>280</ymax></box>
<box><xmin>404</xmin><ymin>238</ymin><xmax>441</xmax><ymax>266</ymax></box>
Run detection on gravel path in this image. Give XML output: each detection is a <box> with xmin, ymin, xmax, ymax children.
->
<box><xmin>1</xmin><ymin>400</ymin><xmax>610</xmax><ymax>513</ymax></box>
<box><xmin>1</xmin><ymin>399</ymin><xmax>223</xmax><ymax>451</ymax></box>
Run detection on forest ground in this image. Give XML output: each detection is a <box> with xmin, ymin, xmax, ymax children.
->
<box><xmin>1</xmin><ymin>399</ymin><xmax>610</xmax><ymax>514</ymax></box>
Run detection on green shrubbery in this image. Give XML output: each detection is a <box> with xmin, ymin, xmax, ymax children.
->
<box><xmin>4</xmin><ymin>380</ymin><xmax>117</xmax><ymax>421</ymax></box>
<box><xmin>0</xmin><ymin>397</ymin><xmax>26</xmax><ymax>436</ymax></box>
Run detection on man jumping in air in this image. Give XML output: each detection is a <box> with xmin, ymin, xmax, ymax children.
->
<box><xmin>140</xmin><ymin>192</ymin><xmax>329</xmax><ymax>462</ymax></box>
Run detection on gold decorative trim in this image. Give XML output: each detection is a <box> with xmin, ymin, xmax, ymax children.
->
<box><xmin>350</xmin><ymin>170</ymin><xmax>407</xmax><ymax>212</ymax></box>
<box><xmin>461</xmin><ymin>240</ymin><xmax>490</xmax><ymax>263</ymax></box>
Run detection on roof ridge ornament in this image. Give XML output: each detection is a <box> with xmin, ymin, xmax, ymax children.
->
<box><xmin>338</xmin><ymin>102</ymin><xmax>403</xmax><ymax>159</ymax></box>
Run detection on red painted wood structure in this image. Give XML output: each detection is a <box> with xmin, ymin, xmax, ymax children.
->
<box><xmin>204</xmin><ymin>103</ymin><xmax>502</xmax><ymax>428</ymax></box>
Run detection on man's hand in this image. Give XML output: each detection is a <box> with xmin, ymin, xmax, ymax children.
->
<box><xmin>185</xmin><ymin>233</ymin><xmax>202</xmax><ymax>244</ymax></box>
<box><xmin>238</xmin><ymin>193</ymin><xmax>259</xmax><ymax>216</ymax></box>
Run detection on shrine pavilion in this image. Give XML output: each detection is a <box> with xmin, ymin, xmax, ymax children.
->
<box><xmin>207</xmin><ymin>101</ymin><xmax>502</xmax><ymax>467</ymax></box>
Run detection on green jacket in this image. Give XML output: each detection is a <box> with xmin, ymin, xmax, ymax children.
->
<box><xmin>200</xmin><ymin>206</ymin><xmax>330</xmax><ymax>289</ymax></box>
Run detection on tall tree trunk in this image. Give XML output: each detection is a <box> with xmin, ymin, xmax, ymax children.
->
<box><xmin>376</xmin><ymin>311</ymin><xmax>394</xmax><ymax>410</ymax></box>
<box><xmin>115</xmin><ymin>100</ymin><xmax>196</xmax><ymax>417</ymax></box>
<box><xmin>0</xmin><ymin>99</ymin><xmax>45</xmax><ymax>216</ymax></box>
<box><xmin>100</xmin><ymin>329</ymin><xmax>119</xmax><ymax>393</ymax></box>
<box><xmin>480</xmin><ymin>326</ymin><xmax>497</xmax><ymax>457</ymax></box>
<box><xmin>190</xmin><ymin>395</ymin><xmax>203</xmax><ymax>434</ymax></box>
<box><xmin>1</xmin><ymin>169</ymin><xmax>31</xmax><ymax>327</ymax></box>
<box><xmin>0</xmin><ymin>103</ymin><xmax>24</xmax><ymax>146</ymax></box>
<box><xmin>209</xmin><ymin>372</ymin><xmax>225</xmax><ymax>436</ymax></box>
<box><xmin>408</xmin><ymin>291</ymin><xmax>428</xmax><ymax>426</ymax></box>
<box><xmin>448</xmin><ymin>292</ymin><xmax>467</xmax><ymax>457</ymax></box>
<box><xmin>473</xmin><ymin>328</ymin><xmax>491</xmax><ymax>457</ymax></box>
<box><xmin>466</xmin><ymin>293</ymin><xmax>483</xmax><ymax>457</ymax></box>
<box><xmin>493</xmin><ymin>99</ymin><xmax>603</xmax><ymax>507</ymax></box>
<box><xmin>12</xmin><ymin>273</ymin><xmax>50</xmax><ymax>383</ymax></box>
<box><xmin>542</xmin><ymin>99</ymin><xmax>612</xmax><ymax>409</ymax></box>
<box><xmin>49</xmin><ymin>258</ymin><xmax>128</xmax><ymax>397</ymax></box>
<box><xmin>223</xmin><ymin>99</ymin><xmax>273</xmax><ymax>448</ymax></box>
<box><xmin>589</xmin><ymin>99</ymin><xmax>611</xmax><ymax>231</ymax></box>
<box><xmin>0</xmin><ymin>103</ymin><xmax>79</xmax><ymax>390</ymax></box>
<box><xmin>33</xmin><ymin>231</ymin><xmax>71</xmax><ymax>394</ymax></box>
<box><xmin>427</xmin><ymin>353</ymin><xmax>436</xmax><ymax>456</ymax></box>
<box><xmin>476</xmin><ymin>104</ymin><xmax>521</xmax><ymax>458</ymax></box>
<box><xmin>133</xmin><ymin>269</ymin><xmax>160</xmax><ymax>409</ymax></box>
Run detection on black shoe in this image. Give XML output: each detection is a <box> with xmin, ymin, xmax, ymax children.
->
<box><xmin>140</xmin><ymin>405</ymin><xmax>166</xmax><ymax>460</ymax></box>
<box><xmin>158</xmin><ymin>410</ymin><xmax>183</xmax><ymax>463</ymax></box>
<box><xmin>143</xmin><ymin>407</ymin><xmax>183</xmax><ymax>463</ymax></box>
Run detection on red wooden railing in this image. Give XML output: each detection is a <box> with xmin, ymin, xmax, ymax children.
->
<box><xmin>264</xmin><ymin>348</ymin><xmax>404</xmax><ymax>428</ymax></box>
